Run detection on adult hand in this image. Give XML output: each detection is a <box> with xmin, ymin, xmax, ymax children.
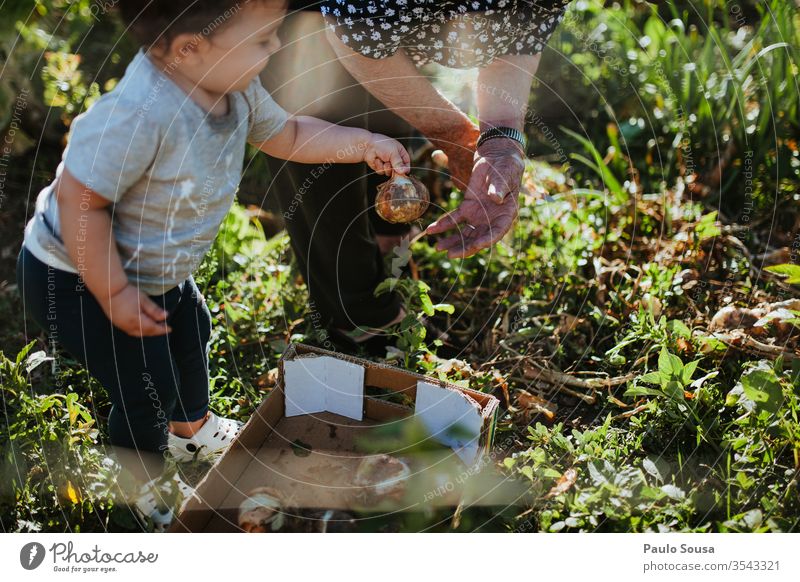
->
<box><xmin>425</xmin><ymin>138</ymin><xmax>525</xmax><ymax>259</ymax></box>
<box><xmin>433</xmin><ymin>123</ymin><xmax>481</xmax><ymax>191</ymax></box>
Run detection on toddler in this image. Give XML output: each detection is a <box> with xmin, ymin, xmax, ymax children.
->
<box><xmin>16</xmin><ymin>0</ymin><xmax>410</xmax><ymax>529</ymax></box>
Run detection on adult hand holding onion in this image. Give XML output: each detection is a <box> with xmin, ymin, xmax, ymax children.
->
<box><xmin>425</xmin><ymin>138</ymin><xmax>524</xmax><ymax>259</ymax></box>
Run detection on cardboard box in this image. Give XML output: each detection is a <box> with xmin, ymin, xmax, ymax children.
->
<box><xmin>169</xmin><ymin>343</ymin><xmax>501</xmax><ymax>532</ymax></box>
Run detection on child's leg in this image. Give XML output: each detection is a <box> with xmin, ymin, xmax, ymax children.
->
<box><xmin>16</xmin><ymin>246</ymin><xmax>182</xmax><ymax>484</ymax></box>
<box><xmin>165</xmin><ymin>276</ymin><xmax>212</xmax><ymax>433</ymax></box>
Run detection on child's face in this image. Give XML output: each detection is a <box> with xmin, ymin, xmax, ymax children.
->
<box><xmin>170</xmin><ymin>2</ymin><xmax>286</xmax><ymax>94</ymax></box>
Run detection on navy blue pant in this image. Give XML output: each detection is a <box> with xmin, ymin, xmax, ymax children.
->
<box><xmin>16</xmin><ymin>245</ymin><xmax>211</xmax><ymax>480</ymax></box>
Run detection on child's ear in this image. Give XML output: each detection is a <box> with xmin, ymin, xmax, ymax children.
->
<box><xmin>168</xmin><ymin>32</ymin><xmax>212</xmax><ymax>66</ymax></box>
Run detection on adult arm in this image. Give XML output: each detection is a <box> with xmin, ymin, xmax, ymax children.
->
<box><xmin>427</xmin><ymin>53</ymin><xmax>541</xmax><ymax>258</ymax></box>
<box><xmin>325</xmin><ymin>30</ymin><xmax>480</xmax><ymax>190</ymax></box>
<box><xmin>327</xmin><ymin>29</ymin><xmax>541</xmax><ymax>257</ymax></box>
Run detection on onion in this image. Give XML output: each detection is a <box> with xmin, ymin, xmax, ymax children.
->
<box><xmin>353</xmin><ymin>454</ymin><xmax>411</xmax><ymax>503</ymax></box>
<box><xmin>375</xmin><ymin>174</ymin><xmax>430</xmax><ymax>224</ymax></box>
<box><xmin>238</xmin><ymin>487</ymin><xmax>285</xmax><ymax>532</ymax></box>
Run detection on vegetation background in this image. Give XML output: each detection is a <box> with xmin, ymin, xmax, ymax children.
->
<box><xmin>0</xmin><ymin>0</ymin><xmax>798</xmax><ymax>532</ymax></box>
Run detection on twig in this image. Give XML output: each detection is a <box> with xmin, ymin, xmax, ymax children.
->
<box><xmin>510</xmin><ymin>375</ymin><xmax>596</xmax><ymax>405</ymax></box>
<box><xmin>714</xmin><ymin>332</ymin><xmax>798</xmax><ymax>362</ymax></box>
<box><xmin>612</xmin><ymin>404</ymin><xmax>649</xmax><ymax>420</ymax></box>
<box><xmin>527</xmin><ymin>361</ymin><xmax>635</xmax><ymax>390</ymax></box>
<box><xmin>586</xmin><ymin>373</ymin><xmax>637</xmax><ymax>388</ymax></box>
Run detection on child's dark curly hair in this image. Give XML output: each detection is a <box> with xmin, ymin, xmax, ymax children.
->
<box><xmin>118</xmin><ymin>0</ymin><xmax>283</xmax><ymax>48</ymax></box>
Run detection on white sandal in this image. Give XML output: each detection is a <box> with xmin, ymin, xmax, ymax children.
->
<box><xmin>167</xmin><ymin>411</ymin><xmax>244</xmax><ymax>462</ymax></box>
<box><xmin>134</xmin><ymin>470</ymin><xmax>194</xmax><ymax>532</ymax></box>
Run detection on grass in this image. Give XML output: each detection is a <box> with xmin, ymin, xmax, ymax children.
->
<box><xmin>2</xmin><ymin>156</ymin><xmax>798</xmax><ymax>531</ymax></box>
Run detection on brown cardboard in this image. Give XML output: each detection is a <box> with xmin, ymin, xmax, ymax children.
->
<box><xmin>168</xmin><ymin>343</ymin><xmax>500</xmax><ymax>532</ymax></box>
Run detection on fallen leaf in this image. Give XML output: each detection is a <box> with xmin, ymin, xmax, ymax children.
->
<box><xmin>516</xmin><ymin>390</ymin><xmax>557</xmax><ymax>422</ymax></box>
<box><xmin>709</xmin><ymin>305</ymin><xmax>758</xmax><ymax>331</ymax></box>
<box><xmin>545</xmin><ymin>468</ymin><xmax>578</xmax><ymax>498</ymax></box>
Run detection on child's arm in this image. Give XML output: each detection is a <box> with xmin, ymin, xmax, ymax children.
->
<box><xmin>56</xmin><ymin>168</ymin><xmax>171</xmax><ymax>337</ymax></box>
<box><xmin>254</xmin><ymin>116</ymin><xmax>411</xmax><ymax>176</ymax></box>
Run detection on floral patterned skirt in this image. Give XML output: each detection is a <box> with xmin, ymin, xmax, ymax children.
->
<box><xmin>320</xmin><ymin>0</ymin><xmax>572</xmax><ymax>68</ymax></box>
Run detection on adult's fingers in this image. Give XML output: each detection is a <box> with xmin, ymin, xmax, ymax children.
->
<box><xmin>442</xmin><ymin>224</ymin><xmax>509</xmax><ymax>259</ymax></box>
<box><xmin>442</xmin><ymin>145</ymin><xmax>473</xmax><ymax>191</ymax></box>
<box><xmin>465</xmin><ymin>157</ymin><xmax>491</xmax><ymax>201</ymax></box>
<box><xmin>435</xmin><ymin>229</ymin><xmax>486</xmax><ymax>259</ymax></box>
<box><xmin>431</xmin><ymin>149</ymin><xmax>448</xmax><ymax>168</ymax></box>
<box><xmin>425</xmin><ymin>204</ymin><xmax>467</xmax><ymax>235</ymax></box>
<box><xmin>435</xmin><ymin>210</ymin><xmax>516</xmax><ymax>258</ymax></box>
<box><xmin>485</xmin><ymin>166</ymin><xmax>517</xmax><ymax>204</ymax></box>
<box><xmin>435</xmin><ymin>232</ymin><xmax>471</xmax><ymax>258</ymax></box>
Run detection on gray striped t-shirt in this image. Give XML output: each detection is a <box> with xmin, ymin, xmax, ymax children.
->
<box><xmin>23</xmin><ymin>49</ymin><xmax>288</xmax><ymax>295</ymax></box>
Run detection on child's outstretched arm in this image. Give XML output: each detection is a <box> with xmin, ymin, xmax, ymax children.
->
<box><xmin>254</xmin><ymin>116</ymin><xmax>411</xmax><ymax>176</ymax></box>
<box><xmin>56</xmin><ymin>168</ymin><xmax>171</xmax><ymax>337</ymax></box>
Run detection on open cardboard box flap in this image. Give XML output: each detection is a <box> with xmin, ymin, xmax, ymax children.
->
<box><xmin>169</xmin><ymin>343</ymin><xmax>500</xmax><ymax>532</ymax></box>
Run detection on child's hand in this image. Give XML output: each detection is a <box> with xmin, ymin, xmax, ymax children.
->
<box><xmin>364</xmin><ymin>133</ymin><xmax>411</xmax><ymax>176</ymax></box>
<box><xmin>100</xmin><ymin>283</ymin><xmax>172</xmax><ymax>337</ymax></box>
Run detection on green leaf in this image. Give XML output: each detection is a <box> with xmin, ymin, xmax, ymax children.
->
<box><xmin>740</xmin><ymin>366</ymin><xmax>784</xmax><ymax>414</ymax></box>
<box><xmin>419</xmin><ymin>293</ymin><xmax>435</xmax><ymax>316</ymax></box>
<box><xmin>666</xmin><ymin>319</ymin><xmax>692</xmax><ymax>338</ymax></box>
<box><xmin>681</xmin><ymin>360</ymin><xmax>700</xmax><ymax>385</ymax></box>
<box><xmin>374</xmin><ymin>278</ymin><xmax>400</xmax><ymax>297</ymax></box>
<box><xmin>736</xmin><ymin>471</ymin><xmax>754</xmax><ymax>490</ymax></box>
<box><xmin>642</xmin><ymin>457</ymin><xmax>665</xmax><ymax>484</ymax></box>
<box><xmin>790</xmin><ymin>359</ymin><xmax>800</xmax><ymax>389</ymax></box>
<box><xmin>587</xmin><ymin>462</ymin><xmax>608</xmax><ymax>486</ymax></box>
<box><xmin>542</xmin><ymin>468</ymin><xmax>562</xmax><ymax>479</ymax></box>
<box><xmin>765</xmin><ymin>264</ymin><xmax>800</xmax><ymax>285</ymax></box>
<box><xmin>658</xmin><ymin>347</ymin><xmax>683</xmax><ymax>380</ymax></box>
<box><xmin>663</xmin><ymin>381</ymin><xmax>685</xmax><ymax>402</ymax></box>
<box><xmin>15</xmin><ymin>341</ymin><xmax>36</xmax><ymax>366</ymax></box>
<box><xmin>741</xmin><ymin>509</ymin><xmax>763</xmax><ymax>530</ymax></box>
<box><xmin>416</xmin><ymin>280</ymin><xmax>432</xmax><ymax>293</ymax></box>
<box><xmin>432</xmin><ymin>303</ymin><xmax>455</xmax><ymax>314</ymax></box>
<box><xmin>640</xmin><ymin>486</ymin><xmax>666</xmax><ymax>501</ymax></box>
<box><xmin>697</xmin><ymin>335</ymin><xmax>727</xmax><ymax>354</ymax></box>
<box><xmin>638</xmin><ymin>371</ymin><xmax>663</xmax><ymax>385</ymax></box>
<box><xmin>624</xmin><ymin>385</ymin><xmax>663</xmax><ymax>398</ymax></box>
<box><xmin>694</xmin><ymin>211</ymin><xmax>721</xmax><ymax>242</ymax></box>
<box><xmin>25</xmin><ymin>350</ymin><xmax>54</xmax><ymax>374</ymax></box>
<box><xmin>660</xmin><ymin>484</ymin><xmax>686</xmax><ymax>501</ymax></box>
<box><xmin>224</xmin><ymin>303</ymin><xmax>244</xmax><ymax>323</ymax></box>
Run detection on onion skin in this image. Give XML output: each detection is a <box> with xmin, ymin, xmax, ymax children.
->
<box><xmin>353</xmin><ymin>454</ymin><xmax>411</xmax><ymax>503</ymax></box>
<box><xmin>238</xmin><ymin>487</ymin><xmax>284</xmax><ymax>532</ymax></box>
<box><xmin>375</xmin><ymin>174</ymin><xmax>430</xmax><ymax>224</ymax></box>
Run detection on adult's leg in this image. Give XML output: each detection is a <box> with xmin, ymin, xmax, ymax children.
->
<box><xmin>260</xmin><ymin>10</ymin><xmax>415</xmax><ymax>330</ymax></box>
<box><xmin>16</xmin><ymin>246</ymin><xmax>182</xmax><ymax>484</ymax></box>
